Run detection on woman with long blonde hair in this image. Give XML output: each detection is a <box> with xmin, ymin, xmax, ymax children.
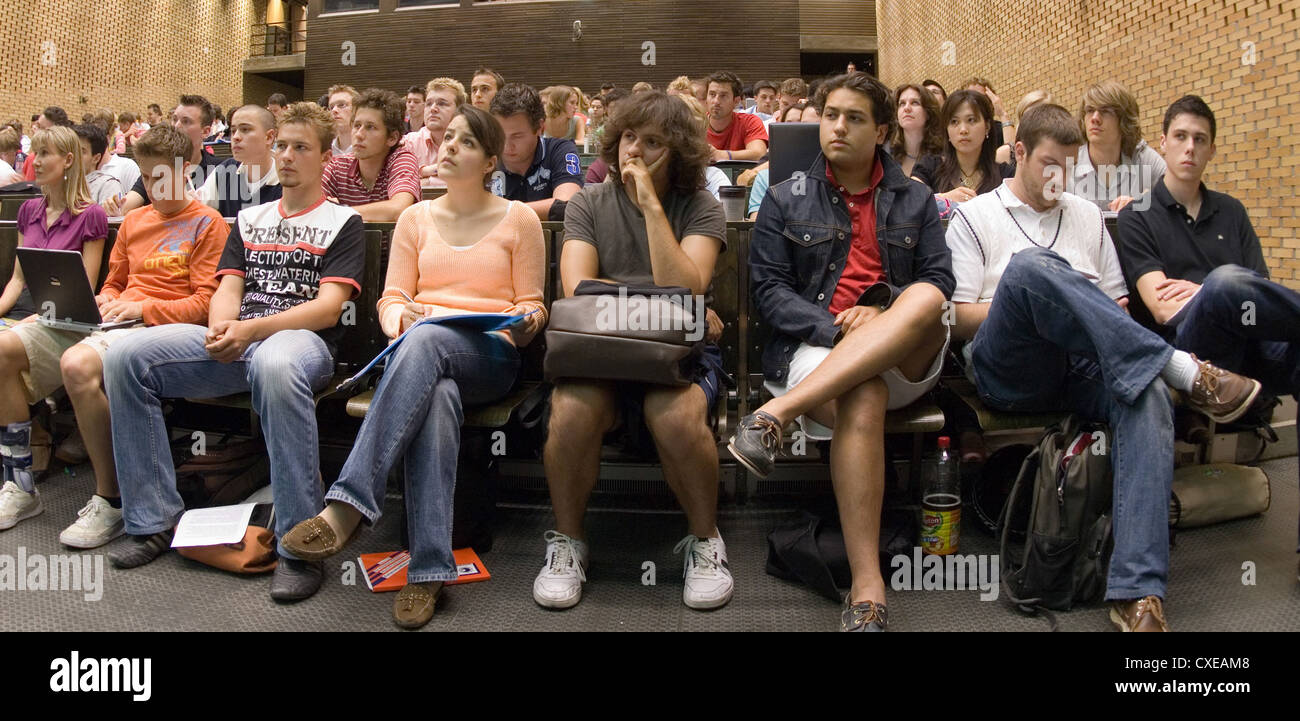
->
<box><xmin>0</xmin><ymin>125</ymin><xmax>107</xmax><ymax>520</ymax></box>
<box><xmin>0</xmin><ymin>125</ymin><xmax>105</xmax><ymax>322</ymax></box>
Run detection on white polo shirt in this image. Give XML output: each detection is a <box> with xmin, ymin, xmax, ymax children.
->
<box><xmin>946</xmin><ymin>180</ymin><xmax>1128</xmax><ymax>303</ymax></box>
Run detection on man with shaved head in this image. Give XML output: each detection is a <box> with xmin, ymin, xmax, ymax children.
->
<box><xmin>198</xmin><ymin>104</ymin><xmax>282</xmax><ymax>217</ymax></box>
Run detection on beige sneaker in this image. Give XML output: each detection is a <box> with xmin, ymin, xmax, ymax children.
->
<box><xmin>59</xmin><ymin>496</ymin><xmax>125</xmax><ymax>548</ymax></box>
<box><xmin>0</xmin><ymin>480</ymin><xmax>43</xmax><ymax>530</ymax></box>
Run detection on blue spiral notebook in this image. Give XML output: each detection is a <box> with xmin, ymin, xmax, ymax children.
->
<box><xmin>335</xmin><ymin>310</ymin><xmax>539</xmax><ymax>394</ymax></box>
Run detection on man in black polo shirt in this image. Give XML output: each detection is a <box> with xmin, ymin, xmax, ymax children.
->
<box><xmin>490</xmin><ymin>83</ymin><xmax>582</xmax><ymax>221</ymax></box>
<box><xmin>1117</xmin><ymin>95</ymin><xmax>1299</xmax><ymax>575</ymax></box>
<box><xmin>105</xmin><ymin>95</ymin><xmax>224</xmax><ymax>216</ymax></box>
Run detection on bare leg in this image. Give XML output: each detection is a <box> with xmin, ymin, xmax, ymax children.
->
<box><xmin>761</xmin><ymin>282</ymin><xmax>946</xmax><ymax>426</ymax></box>
<box><xmin>60</xmin><ymin>345</ymin><xmax>116</xmax><ymax>497</ymax></box>
<box><xmin>0</xmin><ymin>331</ymin><xmax>31</xmax><ymax>425</ymax></box>
<box><xmin>643</xmin><ymin>384</ymin><xmax>718</xmax><ymax>538</ymax></box>
<box><xmin>543</xmin><ymin>380</ymin><xmax>618</xmax><ymax>539</ymax></box>
<box><xmin>826</xmin><ymin>377</ymin><xmax>890</xmax><ymax>604</ymax></box>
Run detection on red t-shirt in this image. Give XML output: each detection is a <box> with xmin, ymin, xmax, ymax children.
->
<box><xmin>707</xmin><ymin>112</ymin><xmax>768</xmax><ymax>152</ymax></box>
<box><xmin>827</xmin><ymin>159</ymin><xmax>885</xmax><ymax>315</ymax></box>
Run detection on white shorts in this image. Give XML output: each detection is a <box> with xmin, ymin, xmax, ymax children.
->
<box><xmin>4</xmin><ymin>322</ymin><xmax>148</xmax><ymax>403</ymax></box>
<box><xmin>763</xmin><ymin>326</ymin><xmax>950</xmax><ymax>441</ymax></box>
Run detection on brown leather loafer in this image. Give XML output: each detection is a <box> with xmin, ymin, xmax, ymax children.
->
<box><xmin>1186</xmin><ymin>356</ymin><xmax>1262</xmax><ymax>424</ymax></box>
<box><xmin>280</xmin><ymin>517</ymin><xmax>344</xmax><ymax>560</ymax></box>
<box><xmin>1110</xmin><ymin>596</ymin><xmax>1170</xmax><ymax>632</ymax></box>
<box><xmin>393</xmin><ymin>581</ymin><xmax>443</xmax><ymax>629</ymax></box>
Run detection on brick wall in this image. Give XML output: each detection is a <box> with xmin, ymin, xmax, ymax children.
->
<box><xmin>0</xmin><ymin>0</ymin><xmax>263</xmax><ymax>130</ymax></box>
<box><xmin>878</xmin><ymin>0</ymin><xmax>1300</xmax><ymax>287</ymax></box>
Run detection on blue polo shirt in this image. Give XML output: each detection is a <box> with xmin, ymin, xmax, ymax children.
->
<box><xmin>493</xmin><ymin>136</ymin><xmax>583</xmax><ymax>201</ymax></box>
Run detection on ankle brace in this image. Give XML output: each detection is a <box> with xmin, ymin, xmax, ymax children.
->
<box><xmin>1</xmin><ymin>421</ymin><xmax>34</xmax><ymax>493</ymax></box>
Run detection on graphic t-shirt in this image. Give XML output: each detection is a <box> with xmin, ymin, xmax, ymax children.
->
<box><xmin>216</xmin><ymin>197</ymin><xmax>365</xmax><ymax>352</ymax></box>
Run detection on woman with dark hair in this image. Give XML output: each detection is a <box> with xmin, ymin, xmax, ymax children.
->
<box><xmin>888</xmin><ymin>83</ymin><xmax>944</xmax><ymax>178</ymax></box>
<box><xmin>281</xmin><ymin>104</ymin><xmax>546</xmax><ymax>629</ymax></box>
<box><xmin>913</xmin><ymin>89</ymin><xmax>1010</xmax><ymax>206</ymax></box>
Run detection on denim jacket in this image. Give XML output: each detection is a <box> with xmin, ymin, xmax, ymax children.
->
<box><xmin>749</xmin><ymin>148</ymin><xmax>955</xmax><ymax>385</ymax></box>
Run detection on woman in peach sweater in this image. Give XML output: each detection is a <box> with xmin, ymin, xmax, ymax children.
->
<box><xmin>282</xmin><ymin>105</ymin><xmax>546</xmax><ymax>628</ymax></box>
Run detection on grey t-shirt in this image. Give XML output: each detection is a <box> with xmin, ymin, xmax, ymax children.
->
<box><xmin>563</xmin><ymin>180</ymin><xmax>727</xmax><ymax>289</ymax></box>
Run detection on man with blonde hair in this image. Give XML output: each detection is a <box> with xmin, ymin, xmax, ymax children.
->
<box><xmin>103</xmin><ymin>102</ymin><xmax>366</xmax><ymax>602</ymax></box>
<box><xmin>402</xmin><ymin>77</ymin><xmax>466</xmax><ymax>188</ymax></box>
<box><xmin>326</xmin><ymin>84</ymin><xmax>360</xmax><ymax>156</ymax></box>
<box><xmin>1072</xmin><ymin>80</ymin><xmax>1166</xmax><ymax>211</ymax></box>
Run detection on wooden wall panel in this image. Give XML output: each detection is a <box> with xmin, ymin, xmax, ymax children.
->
<box><xmin>799</xmin><ymin>0</ymin><xmax>874</xmax><ymax>37</ymax></box>
<box><xmin>304</xmin><ymin>0</ymin><xmax>803</xmax><ymax>98</ymax></box>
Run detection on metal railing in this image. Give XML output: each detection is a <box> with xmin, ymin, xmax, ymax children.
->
<box><xmin>249</xmin><ymin>23</ymin><xmax>306</xmax><ymax>58</ymax></box>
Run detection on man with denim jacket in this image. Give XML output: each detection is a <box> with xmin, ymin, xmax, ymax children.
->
<box><xmin>728</xmin><ymin>73</ymin><xmax>954</xmax><ymax>632</ymax></box>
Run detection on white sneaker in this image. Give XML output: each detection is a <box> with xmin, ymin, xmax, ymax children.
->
<box><xmin>59</xmin><ymin>496</ymin><xmax>125</xmax><ymax>548</ymax></box>
<box><xmin>0</xmin><ymin>480</ymin><xmax>43</xmax><ymax>530</ymax></box>
<box><xmin>674</xmin><ymin>534</ymin><xmax>734</xmax><ymax>610</ymax></box>
<box><xmin>533</xmin><ymin>530</ymin><xmax>588</xmax><ymax>609</ymax></box>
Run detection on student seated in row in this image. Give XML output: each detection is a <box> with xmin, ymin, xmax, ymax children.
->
<box><xmin>74</xmin><ymin>124</ymin><xmax>123</xmax><ymax>206</ymax></box>
<box><xmin>104</xmin><ymin>102</ymin><xmax>366</xmax><ymax>604</ymax></box>
<box><xmin>281</xmin><ymin>105</ymin><xmax>546</xmax><ymax>629</ymax></box>
<box><xmin>535</xmin><ymin>91</ymin><xmax>732</xmax><ymax>612</ymax></box>
<box><xmin>0</xmin><ymin>124</ymin><xmax>226</xmax><ymax>545</ymax></box>
<box><xmin>0</xmin><ymin>125</ymin><xmax>107</xmax><ymax>529</ymax></box>
<box><xmin>198</xmin><ymin>105</ymin><xmax>282</xmax><ymax>218</ymax></box>
<box><xmin>490</xmin><ymin>83</ymin><xmax>583</xmax><ymax>221</ymax></box>
<box><xmin>945</xmin><ymin>103</ymin><xmax>1261</xmax><ymax>632</ymax></box>
<box><xmin>1116</xmin><ymin>94</ymin><xmax>1299</xmax><ymax>580</ymax></box>
<box><xmin>322</xmin><ymin>88</ymin><xmax>420</xmax><ymax>223</ymax></box>
<box><xmin>731</xmin><ymin>72</ymin><xmax>953</xmax><ymax>632</ymax></box>
<box><xmin>105</xmin><ymin>95</ymin><xmax>223</xmax><ymax>217</ymax></box>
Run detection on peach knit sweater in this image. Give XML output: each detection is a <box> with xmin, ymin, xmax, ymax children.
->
<box><xmin>378</xmin><ymin>199</ymin><xmax>547</xmax><ymax>344</ymax></box>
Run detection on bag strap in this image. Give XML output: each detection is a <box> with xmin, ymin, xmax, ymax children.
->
<box><xmin>998</xmin><ymin>444</ymin><xmax>1041</xmax><ymax>608</ymax></box>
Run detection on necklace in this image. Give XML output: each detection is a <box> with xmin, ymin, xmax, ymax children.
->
<box><xmin>999</xmin><ymin>187</ymin><xmax>1063</xmax><ymax>249</ymax></box>
<box><xmin>959</xmin><ymin>166</ymin><xmax>981</xmax><ymax>188</ymax></box>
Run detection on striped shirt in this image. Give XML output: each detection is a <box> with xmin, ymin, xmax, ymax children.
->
<box><xmin>321</xmin><ymin>147</ymin><xmax>421</xmax><ymax>207</ymax></box>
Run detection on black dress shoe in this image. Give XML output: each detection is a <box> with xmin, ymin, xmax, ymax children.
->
<box><xmin>270</xmin><ymin>558</ymin><xmax>323</xmax><ymax>602</ymax></box>
<box><xmin>841</xmin><ymin>596</ymin><xmax>888</xmax><ymax>632</ymax></box>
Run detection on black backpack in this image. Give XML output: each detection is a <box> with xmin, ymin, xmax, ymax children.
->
<box><xmin>999</xmin><ymin>415</ymin><xmax>1114</xmax><ymax>622</ymax></box>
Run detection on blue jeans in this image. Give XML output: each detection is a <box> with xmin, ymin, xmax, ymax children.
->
<box><xmin>324</xmin><ymin>324</ymin><xmax>519</xmax><ymax>583</ymax></box>
<box><xmin>1175</xmin><ymin>264</ymin><xmax>1300</xmax><ymax>550</ymax></box>
<box><xmin>103</xmin><ymin>324</ymin><xmax>335</xmax><ymax>560</ymax></box>
<box><xmin>969</xmin><ymin>248</ymin><xmax>1175</xmax><ymax>601</ymax></box>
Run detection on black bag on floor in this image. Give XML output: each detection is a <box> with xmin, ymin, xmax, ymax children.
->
<box><xmin>173</xmin><ymin>436</ymin><xmax>270</xmax><ymax>509</ymax></box>
<box><xmin>766</xmin><ymin>508</ymin><xmax>916</xmax><ymax>602</ymax></box>
<box><xmin>999</xmin><ymin>416</ymin><xmax>1114</xmax><ymax>614</ymax></box>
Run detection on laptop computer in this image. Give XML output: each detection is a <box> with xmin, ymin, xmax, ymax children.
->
<box><xmin>768</xmin><ymin>122</ymin><xmax>823</xmax><ymax>186</ymax></box>
<box><xmin>16</xmin><ymin>248</ymin><xmax>142</xmax><ymax>333</ymax></box>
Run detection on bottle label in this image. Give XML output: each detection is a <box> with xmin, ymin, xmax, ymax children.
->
<box><xmin>920</xmin><ymin>494</ymin><xmax>961</xmax><ymax>556</ymax></box>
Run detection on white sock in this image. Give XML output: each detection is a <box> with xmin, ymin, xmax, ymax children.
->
<box><xmin>1160</xmin><ymin>350</ymin><xmax>1200</xmax><ymax>392</ymax></box>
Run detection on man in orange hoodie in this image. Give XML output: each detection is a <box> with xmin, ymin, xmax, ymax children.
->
<box><xmin>0</xmin><ymin>124</ymin><xmax>226</xmax><ymax>548</ymax></box>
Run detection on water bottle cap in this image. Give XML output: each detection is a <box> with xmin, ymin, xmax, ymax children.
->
<box><xmin>937</xmin><ymin>436</ymin><xmax>950</xmax><ymax>449</ymax></box>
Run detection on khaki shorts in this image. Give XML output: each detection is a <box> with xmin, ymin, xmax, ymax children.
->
<box><xmin>3</xmin><ymin>321</ymin><xmax>148</xmax><ymax>403</ymax></box>
<box><xmin>763</xmin><ymin>325</ymin><xmax>950</xmax><ymax>441</ymax></box>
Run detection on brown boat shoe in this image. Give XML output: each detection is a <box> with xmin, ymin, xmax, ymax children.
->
<box><xmin>393</xmin><ymin>581</ymin><xmax>444</xmax><ymax>629</ymax></box>
<box><xmin>1185</xmin><ymin>356</ymin><xmax>1262</xmax><ymax>424</ymax></box>
<box><xmin>1110</xmin><ymin>596</ymin><xmax>1170</xmax><ymax>632</ymax></box>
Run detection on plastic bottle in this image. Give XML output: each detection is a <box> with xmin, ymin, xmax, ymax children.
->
<box><xmin>920</xmin><ymin>436</ymin><xmax>961</xmax><ymax>555</ymax></box>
